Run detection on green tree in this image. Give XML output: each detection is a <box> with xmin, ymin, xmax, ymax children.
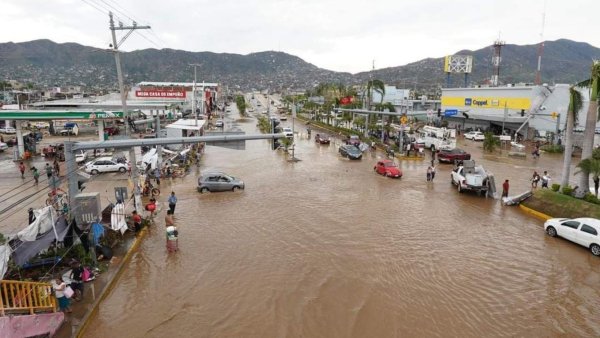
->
<box><xmin>366</xmin><ymin>79</ymin><xmax>385</xmax><ymax>108</ymax></box>
<box><xmin>561</xmin><ymin>86</ymin><xmax>584</xmax><ymax>189</ymax></box>
<box><xmin>482</xmin><ymin>132</ymin><xmax>500</xmax><ymax>153</ymax></box>
<box><xmin>576</xmin><ymin>158</ymin><xmax>600</xmax><ymax>189</ymax></box>
<box><xmin>235</xmin><ymin>95</ymin><xmax>247</xmax><ymax>116</ymax></box>
<box><xmin>579</xmin><ymin>61</ymin><xmax>600</xmax><ymax>194</ymax></box>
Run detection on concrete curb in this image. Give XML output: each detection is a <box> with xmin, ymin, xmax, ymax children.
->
<box><xmin>519</xmin><ymin>204</ymin><xmax>553</xmax><ymax>221</ymax></box>
<box><xmin>74</xmin><ymin>227</ymin><xmax>149</xmax><ymax>338</ymax></box>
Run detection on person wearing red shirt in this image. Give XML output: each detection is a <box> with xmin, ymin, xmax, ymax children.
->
<box><xmin>132</xmin><ymin>210</ymin><xmax>142</xmax><ymax>232</ymax></box>
<box><xmin>502</xmin><ymin>179</ymin><xmax>510</xmax><ymax>198</ymax></box>
<box><xmin>18</xmin><ymin>162</ymin><xmax>26</xmax><ymax>179</ymax></box>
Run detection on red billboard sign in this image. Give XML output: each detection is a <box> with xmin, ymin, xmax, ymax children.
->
<box><xmin>135</xmin><ymin>90</ymin><xmax>186</xmax><ymax>98</ymax></box>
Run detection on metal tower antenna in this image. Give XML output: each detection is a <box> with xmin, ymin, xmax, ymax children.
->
<box><xmin>535</xmin><ymin>1</ymin><xmax>547</xmax><ymax>85</ymax></box>
<box><xmin>491</xmin><ymin>39</ymin><xmax>505</xmax><ymax>87</ymax></box>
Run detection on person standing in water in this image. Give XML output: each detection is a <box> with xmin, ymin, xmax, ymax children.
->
<box><xmin>165</xmin><ymin>210</ymin><xmax>178</xmax><ymax>253</ymax></box>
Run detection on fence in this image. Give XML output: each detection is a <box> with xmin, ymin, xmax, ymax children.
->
<box><xmin>0</xmin><ymin>280</ymin><xmax>56</xmax><ymax>315</ymax></box>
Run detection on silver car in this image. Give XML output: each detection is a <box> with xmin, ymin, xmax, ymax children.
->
<box><xmin>197</xmin><ymin>172</ymin><xmax>244</xmax><ymax>193</ymax></box>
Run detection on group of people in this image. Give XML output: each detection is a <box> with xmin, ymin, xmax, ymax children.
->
<box><xmin>51</xmin><ymin>260</ymin><xmax>87</xmax><ymax>313</ymax></box>
<box><xmin>426</xmin><ymin>163</ymin><xmax>437</xmax><ymax>182</ymax></box>
<box><xmin>531</xmin><ymin>171</ymin><xmax>551</xmax><ymax>189</ymax></box>
<box><xmin>131</xmin><ymin>191</ymin><xmax>179</xmax><ymax>253</ymax></box>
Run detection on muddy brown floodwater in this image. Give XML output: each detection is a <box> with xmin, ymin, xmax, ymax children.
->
<box><xmin>84</xmin><ymin>113</ymin><xmax>600</xmax><ymax>337</ymax></box>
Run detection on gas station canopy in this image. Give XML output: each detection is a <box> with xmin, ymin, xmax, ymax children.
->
<box><xmin>0</xmin><ymin>111</ymin><xmax>124</xmax><ymax>120</ymax></box>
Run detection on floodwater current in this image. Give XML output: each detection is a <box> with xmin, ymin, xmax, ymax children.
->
<box><xmin>84</xmin><ymin>113</ymin><xmax>600</xmax><ymax>337</ymax></box>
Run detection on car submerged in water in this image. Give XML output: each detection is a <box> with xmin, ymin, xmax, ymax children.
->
<box><xmin>374</xmin><ymin>159</ymin><xmax>402</xmax><ymax>178</ymax></box>
<box><xmin>339</xmin><ymin>144</ymin><xmax>362</xmax><ymax>160</ymax></box>
<box><xmin>315</xmin><ymin>133</ymin><xmax>330</xmax><ymax>144</ymax></box>
<box><xmin>197</xmin><ymin>172</ymin><xmax>245</xmax><ymax>193</ymax></box>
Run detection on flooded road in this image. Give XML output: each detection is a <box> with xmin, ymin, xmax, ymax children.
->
<box><xmin>84</xmin><ymin>113</ymin><xmax>600</xmax><ymax>337</ymax></box>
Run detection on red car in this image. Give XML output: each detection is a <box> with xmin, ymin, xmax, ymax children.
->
<box><xmin>374</xmin><ymin>159</ymin><xmax>402</xmax><ymax>178</ymax></box>
<box><xmin>437</xmin><ymin>148</ymin><xmax>471</xmax><ymax>163</ymax></box>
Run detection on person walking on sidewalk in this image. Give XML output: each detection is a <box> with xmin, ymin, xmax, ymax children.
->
<box><xmin>168</xmin><ymin>191</ymin><xmax>177</xmax><ymax>214</ymax></box>
<box><xmin>18</xmin><ymin>161</ymin><xmax>25</xmax><ymax>179</ymax></box>
<box><xmin>154</xmin><ymin>167</ymin><xmax>161</xmax><ymax>185</ymax></box>
<box><xmin>502</xmin><ymin>179</ymin><xmax>510</xmax><ymax>198</ymax></box>
<box><xmin>51</xmin><ymin>276</ymin><xmax>72</xmax><ymax>313</ymax></box>
<box><xmin>32</xmin><ymin>167</ymin><xmax>40</xmax><ymax>186</ymax></box>
<box><xmin>45</xmin><ymin>163</ymin><xmax>53</xmax><ymax>179</ymax></box>
<box><xmin>53</xmin><ymin>159</ymin><xmax>60</xmax><ymax>177</ymax></box>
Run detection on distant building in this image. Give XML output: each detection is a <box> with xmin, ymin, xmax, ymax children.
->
<box><xmin>440</xmin><ymin>84</ymin><xmax>580</xmax><ymax>136</ymax></box>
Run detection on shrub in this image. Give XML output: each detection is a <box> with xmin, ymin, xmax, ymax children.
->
<box><xmin>540</xmin><ymin>144</ymin><xmax>564</xmax><ymax>153</ymax></box>
<box><xmin>483</xmin><ymin>132</ymin><xmax>500</xmax><ymax>153</ymax></box>
<box><xmin>551</xmin><ymin>183</ymin><xmax>560</xmax><ymax>192</ymax></box>
<box><xmin>562</xmin><ymin>185</ymin><xmax>574</xmax><ymax>195</ymax></box>
<box><xmin>583</xmin><ymin>193</ymin><xmax>600</xmax><ymax>205</ymax></box>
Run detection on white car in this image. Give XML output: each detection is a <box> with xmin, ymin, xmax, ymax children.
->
<box><xmin>0</xmin><ymin>126</ymin><xmax>16</xmax><ymax>134</ymax></box>
<box><xmin>544</xmin><ymin>217</ymin><xmax>600</xmax><ymax>256</ymax></box>
<box><xmin>282</xmin><ymin>127</ymin><xmax>293</xmax><ymax>139</ymax></box>
<box><xmin>464</xmin><ymin>131</ymin><xmax>485</xmax><ymax>141</ymax></box>
<box><xmin>85</xmin><ymin>157</ymin><xmax>128</xmax><ymax>174</ymax></box>
<box><xmin>75</xmin><ymin>150</ymin><xmax>88</xmax><ymax>164</ymax></box>
<box><xmin>0</xmin><ymin>142</ymin><xmax>8</xmax><ymax>152</ymax></box>
<box><xmin>215</xmin><ymin>120</ymin><xmax>224</xmax><ymax>128</ymax></box>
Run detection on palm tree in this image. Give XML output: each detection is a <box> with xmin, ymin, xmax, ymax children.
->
<box><xmin>578</xmin><ymin>61</ymin><xmax>600</xmax><ymax>194</ymax></box>
<box><xmin>560</xmin><ymin>86</ymin><xmax>584</xmax><ymax>189</ymax></box>
<box><xmin>576</xmin><ymin>158</ymin><xmax>600</xmax><ymax>195</ymax></box>
<box><xmin>366</xmin><ymin>79</ymin><xmax>385</xmax><ymax>108</ymax></box>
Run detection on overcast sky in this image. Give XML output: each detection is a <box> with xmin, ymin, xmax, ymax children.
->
<box><xmin>2</xmin><ymin>0</ymin><xmax>598</xmax><ymax>73</ymax></box>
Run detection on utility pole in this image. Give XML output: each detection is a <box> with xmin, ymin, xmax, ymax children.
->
<box><xmin>190</xmin><ymin>64</ymin><xmax>201</xmax><ymax>126</ymax></box>
<box><xmin>109</xmin><ymin>12</ymin><xmax>150</xmax><ymax>212</ymax></box>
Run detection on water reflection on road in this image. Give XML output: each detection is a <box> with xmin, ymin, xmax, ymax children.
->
<box><xmin>85</xmin><ymin>116</ymin><xmax>600</xmax><ymax>337</ymax></box>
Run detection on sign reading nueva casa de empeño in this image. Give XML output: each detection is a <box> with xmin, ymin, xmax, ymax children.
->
<box><xmin>135</xmin><ymin>90</ymin><xmax>186</xmax><ymax>98</ymax></box>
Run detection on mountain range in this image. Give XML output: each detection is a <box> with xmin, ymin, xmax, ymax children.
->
<box><xmin>0</xmin><ymin>39</ymin><xmax>598</xmax><ymax>92</ymax></box>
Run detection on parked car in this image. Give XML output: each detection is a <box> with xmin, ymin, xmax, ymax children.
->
<box><xmin>75</xmin><ymin>150</ymin><xmax>88</xmax><ymax>164</ymax></box>
<box><xmin>346</xmin><ymin>135</ymin><xmax>361</xmax><ymax>146</ymax></box>
<box><xmin>544</xmin><ymin>217</ymin><xmax>600</xmax><ymax>256</ymax></box>
<box><xmin>464</xmin><ymin>131</ymin><xmax>485</xmax><ymax>141</ymax></box>
<box><xmin>437</xmin><ymin>148</ymin><xmax>471</xmax><ymax>163</ymax></box>
<box><xmin>197</xmin><ymin>172</ymin><xmax>244</xmax><ymax>193</ymax></box>
<box><xmin>84</xmin><ymin>157</ymin><xmax>128</xmax><ymax>174</ymax></box>
<box><xmin>60</xmin><ymin>122</ymin><xmax>79</xmax><ymax>136</ymax></box>
<box><xmin>374</xmin><ymin>159</ymin><xmax>402</xmax><ymax>178</ymax></box>
<box><xmin>0</xmin><ymin>142</ymin><xmax>8</xmax><ymax>152</ymax></box>
<box><xmin>0</xmin><ymin>126</ymin><xmax>16</xmax><ymax>134</ymax></box>
<box><xmin>282</xmin><ymin>127</ymin><xmax>294</xmax><ymax>139</ymax></box>
<box><xmin>315</xmin><ymin>133</ymin><xmax>330</xmax><ymax>144</ymax></box>
<box><xmin>215</xmin><ymin>120</ymin><xmax>224</xmax><ymax>128</ymax></box>
<box><xmin>339</xmin><ymin>144</ymin><xmax>362</xmax><ymax>160</ymax></box>
<box><xmin>5</xmin><ymin>138</ymin><xmax>17</xmax><ymax>147</ymax></box>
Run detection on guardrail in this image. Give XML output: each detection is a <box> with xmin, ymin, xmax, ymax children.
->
<box><xmin>0</xmin><ymin>280</ymin><xmax>56</xmax><ymax>315</ymax></box>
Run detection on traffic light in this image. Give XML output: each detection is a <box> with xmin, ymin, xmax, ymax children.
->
<box><xmin>271</xmin><ymin>119</ymin><xmax>281</xmax><ymax>150</ymax></box>
<box><xmin>521</xmin><ymin>109</ymin><xmax>525</xmax><ymax>117</ymax></box>
<box><xmin>437</xmin><ymin>108</ymin><xmax>441</xmax><ymax>117</ymax></box>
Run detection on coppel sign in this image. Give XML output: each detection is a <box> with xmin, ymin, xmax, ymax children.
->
<box><xmin>464</xmin><ymin>98</ymin><xmax>488</xmax><ymax>106</ymax></box>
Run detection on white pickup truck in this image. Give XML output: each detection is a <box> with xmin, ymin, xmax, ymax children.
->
<box><xmin>450</xmin><ymin>160</ymin><xmax>495</xmax><ymax>196</ymax></box>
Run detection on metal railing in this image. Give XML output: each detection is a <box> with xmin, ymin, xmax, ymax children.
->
<box><xmin>0</xmin><ymin>280</ymin><xmax>56</xmax><ymax>315</ymax></box>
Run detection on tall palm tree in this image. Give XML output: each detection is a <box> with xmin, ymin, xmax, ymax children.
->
<box><xmin>366</xmin><ymin>79</ymin><xmax>385</xmax><ymax>108</ymax></box>
<box><xmin>578</xmin><ymin>61</ymin><xmax>600</xmax><ymax>194</ymax></box>
<box><xmin>576</xmin><ymin>158</ymin><xmax>600</xmax><ymax>195</ymax></box>
<box><xmin>561</xmin><ymin>86</ymin><xmax>584</xmax><ymax>189</ymax></box>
